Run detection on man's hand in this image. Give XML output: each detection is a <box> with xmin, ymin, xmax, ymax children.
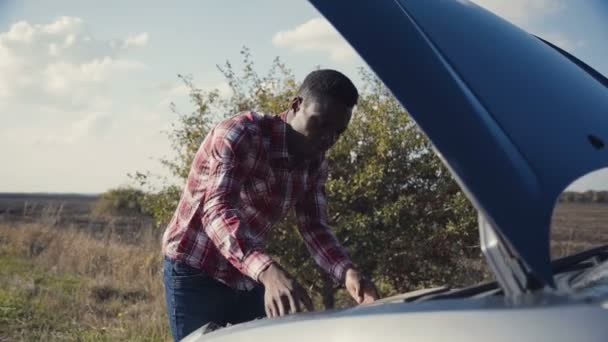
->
<box><xmin>258</xmin><ymin>263</ymin><xmax>314</xmax><ymax>318</ymax></box>
<box><xmin>345</xmin><ymin>268</ymin><xmax>379</xmax><ymax>304</ymax></box>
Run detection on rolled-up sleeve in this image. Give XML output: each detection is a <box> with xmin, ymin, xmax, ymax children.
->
<box><xmin>201</xmin><ymin>125</ymin><xmax>274</xmax><ymax>281</ymax></box>
<box><xmin>295</xmin><ymin>160</ymin><xmax>354</xmax><ymax>283</ymax></box>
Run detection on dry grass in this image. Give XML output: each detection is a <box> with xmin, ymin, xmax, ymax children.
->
<box><xmin>0</xmin><ymin>222</ymin><xmax>169</xmax><ymax>341</ymax></box>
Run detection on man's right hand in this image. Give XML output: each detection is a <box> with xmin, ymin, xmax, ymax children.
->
<box><xmin>258</xmin><ymin>263</ymin><xmax>314</xmax><ymax>318</ymax></box>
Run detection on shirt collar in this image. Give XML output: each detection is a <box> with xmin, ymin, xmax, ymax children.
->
<box><xmin>265</xmin><ymin>111</ymin><xmax>325</xmax><ymax>170</ymax></box>
<box><xmin>265</xmin><ymin>111</ymin><xmax>290</xmax><ymax>161</ymax></box>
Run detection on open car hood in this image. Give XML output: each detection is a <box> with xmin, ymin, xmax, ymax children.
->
<box><xmin>309</xmin><ymin>0</ymin><xmax>608</xmax><ymax>289</ymax></box>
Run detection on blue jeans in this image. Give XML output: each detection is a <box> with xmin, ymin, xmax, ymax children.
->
<box><xmin>162</xmin><ymin>257</ymin><xmax>266</xmax><ymax>341</ymax></box>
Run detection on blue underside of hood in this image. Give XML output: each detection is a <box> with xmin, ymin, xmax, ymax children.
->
<box><xmin>309</xmin><ymin>0</ymin><xmax>608</xmax><ymax>285</ymax></box>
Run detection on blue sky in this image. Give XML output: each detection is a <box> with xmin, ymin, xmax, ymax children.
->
<box><xmin>1</xmin><ymin>0</ymin><xmax>607</xmax><ymax>193</ymax></box>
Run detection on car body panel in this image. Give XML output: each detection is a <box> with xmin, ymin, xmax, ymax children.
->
<box><xmin>186</xmin><ymin>294</ymin><xmax>608</xmax><ymax>341</ymax></box>
<box><xmin>307</xmin><ymin>0</ymin><xmax>608</xmax><ymax>286</ymax></box>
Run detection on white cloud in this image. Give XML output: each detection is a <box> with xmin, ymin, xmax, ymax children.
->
<box><xmin>469</xmin><ymin>0</ymin><xmax>583</xmax><ymax>53</ymax></box>
<box><xmin>44</xmin><ymin>57</ymin><xmax>144</xmax><ymax>93</ymax></box>
<box><xmin>536</xmin><ymin>32</ymin><xmax>585</xmax><ymax>52</ymax></box>
<box><xmin>155</xmin><ymin>80</ymin><xmax>233</xmax><ymax>112</ymax></box>
<box><xmin>123</xmin><ymin>32</ymin><xmax>149</xmax><ymax>48</ymax></box>
<box><xmin>34</xmin><ymin>112</ymin><xmax>113</xmax><ymax>145</ymax></box>
<box><xmin>212</xmin><ymin>81</ymin><xmax>233</xmax><ymax>99</ymax></box>
<box><xmin>0</xmin><ymin>16</ymin><xmax>148</xmax><ymax>112</ymax></box>
<box><xmin>272</xmin><ymin>17</ymin><xmax>357</xmax><ymax>63</ymax></box>
<box><xmin>42</xmin><ymin>16</ymin><xmax>84</xmax><ymax>36</ymax></box>
<box><xmin>469</xmin><ymin>0</ymin><xmax>564</xmax><ymax>26</ymax></box>
<box><xmin>0</xmin><ymin>15</ymin><xmax>171</xmax><ymax>193</ymax></box>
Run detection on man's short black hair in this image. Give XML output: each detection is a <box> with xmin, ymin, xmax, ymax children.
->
<box><xmin>298</xmin><ymin>69</ymin><xmax>358</xmax><ymax>108</ymax></box>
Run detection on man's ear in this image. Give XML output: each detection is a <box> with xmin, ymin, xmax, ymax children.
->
<box><xmin>289</xmin><ymin>96</ymin><xmax>303</xmax><ymax>113</ymax></box>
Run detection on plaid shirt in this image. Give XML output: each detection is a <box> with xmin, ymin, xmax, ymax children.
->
<box><xmin>162</xmin><ymin>111</ymin><xmax>353</xmax><ymax>290</ymax></box>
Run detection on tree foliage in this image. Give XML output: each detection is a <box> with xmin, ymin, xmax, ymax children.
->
<box><xmin>92</xmin><ymin>187</ymin><xmax>147</xmax><ymax>217</ymax></box>
<box><xmin>559</xmin><ymin>191</ymin><xmax>608</xmax><ymax>203</ymax></box>
<box><xmin>135</xmin><ymin>48</ymin><xmax>483</xmax><ymax>309</ymax></box>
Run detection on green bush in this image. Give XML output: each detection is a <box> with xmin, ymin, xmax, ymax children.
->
<box><xmin>93</xmin><ymin>187</ymin><xmax>147</xmax><ymax>217</ymax></box>
<box><xmin>134</xmin><ymin>48</ymin><xmax>481</xmax><ymax>308</ymax></box>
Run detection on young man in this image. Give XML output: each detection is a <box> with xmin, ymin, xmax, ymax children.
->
<box><xmin>162</xmin><ymin>69</ymin><xmax>378</xmax><ymax>341</ymax></box>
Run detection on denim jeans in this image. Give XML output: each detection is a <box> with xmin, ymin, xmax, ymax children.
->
<box><xmin>163</xmin><ymin>257</ymin><xmax>266</xmax><ymax>341</ymax></box>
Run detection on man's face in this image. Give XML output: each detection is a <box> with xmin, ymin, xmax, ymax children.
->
<box><xmin>287</xmin><ymin>95</ymin><xmax>353</xmax><ymax>159</ymax></box>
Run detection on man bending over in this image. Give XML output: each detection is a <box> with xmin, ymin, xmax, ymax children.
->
<box><xmin>162</xmin><ymin>69</ymin><xmax>378</xmax><ymax>341</ymax></box>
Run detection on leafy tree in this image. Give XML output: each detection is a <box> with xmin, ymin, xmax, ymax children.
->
<box><xmin>135</xmin><ymin>48</ymin><xmax>482</xmax><ymax>309</ymax></box>
<box><xmin>559</xmin><ymin>191</ymin><xmax>608</xmax><ymax>203</ymax></box>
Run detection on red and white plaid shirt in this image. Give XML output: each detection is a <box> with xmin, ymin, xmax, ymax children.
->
<box><xmin>162</xmin><ymin>111</ymin><xmax>353</xmax><ymax>290</ymax></box>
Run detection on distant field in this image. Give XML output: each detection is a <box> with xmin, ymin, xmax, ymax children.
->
<box><xmin>3</xmin><ymin>193</ymin><xmax>605</xmax><ymax>255</ymax></box>
<box><xmin>0</xmin><ymin>193</ymin><xmax>154</xmax><ymax>244</ymax></box>
<box><xmin>0</xmin><ymin>193</ymin><xmax>97</xmax><ymax>217</ymax></box>
<box><xmin>551</xmin><ymin>202</ymin><xmax>608</xmax><ymax>258</ymax></box>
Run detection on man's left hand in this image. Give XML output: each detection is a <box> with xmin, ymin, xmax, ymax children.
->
<box><xmin>345</xmin><ymin>268</ymin><xmax>379</xmax><ymax>304</ymax></box>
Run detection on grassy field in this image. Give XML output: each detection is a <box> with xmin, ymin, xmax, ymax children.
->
<box><xmin>551</xmin><ymin>202</ymin><xmax>608</xmax><ymax>258</ymax></box>
<box><xmin>0</xmin><ymin>194</ymin><xmax>167</xmax><ymax>341</ymax></box>
<box><xmin>0</xmin><ymin>222</ymin><xmax>167</xmax><ymax>341</ymax></box>
<box><xmin>0</xmin><ymin>194</ymin><xmax>607</xmax><ymax>341</ymax></box>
